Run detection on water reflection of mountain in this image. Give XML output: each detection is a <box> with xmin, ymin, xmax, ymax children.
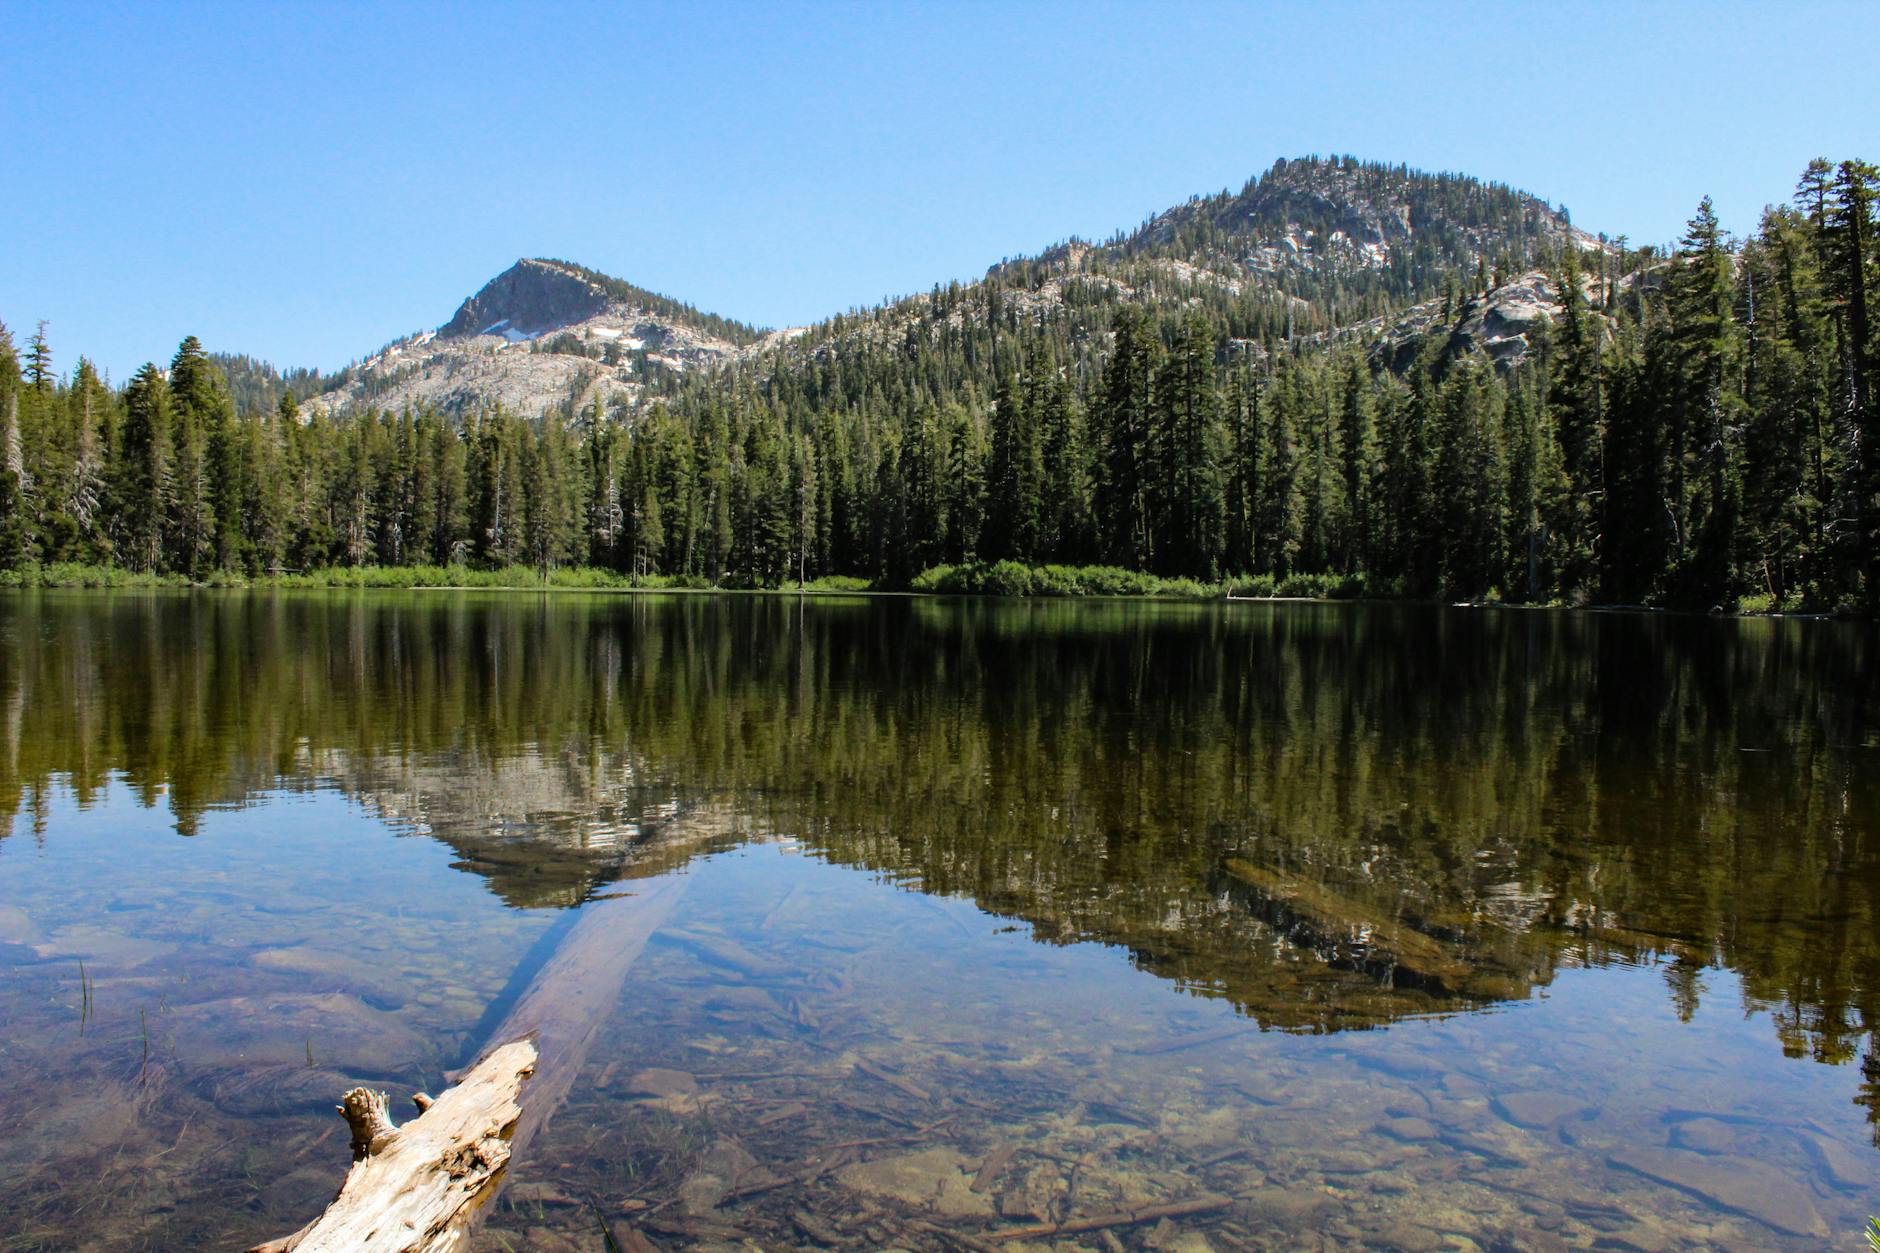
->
<box><xmin>0</xmin><ymin>591</ymin><xmax>1874</xmax><ymax>1115</ymax></box>
<box><xmin>324</xmin><ymin>748</ymin><xmax>727</xmax><ymax>908</ymax></box>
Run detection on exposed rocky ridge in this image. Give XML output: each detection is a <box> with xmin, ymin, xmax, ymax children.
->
<box><xmin>1303</xmin><ymin>267</ymin><xmax>1630</xmax><ymax>375</ymax></box>
<box><xmin>1369</xmin><ymin>270</ymin><xmax>1588</xmax><ymax>373</ymax></box>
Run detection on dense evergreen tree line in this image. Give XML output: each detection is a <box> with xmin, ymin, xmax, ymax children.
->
<box><xmin>1</xmin><ymin>158</ymin><xmax>1875</xmax><ymax>607</ymax></box>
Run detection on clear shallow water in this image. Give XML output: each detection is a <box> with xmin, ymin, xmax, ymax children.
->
<box><xmin>0</xmin><ymin>591</ymin><xmax>1874</xmax><ymax>1250</ymax></box>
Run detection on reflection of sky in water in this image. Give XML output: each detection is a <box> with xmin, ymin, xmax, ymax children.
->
<box><xmin>0</xmin><ymin>779</ymin><xmax>1872</xmax><ymax>1250</ymax></box>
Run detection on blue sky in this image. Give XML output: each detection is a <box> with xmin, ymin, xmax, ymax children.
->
<box><xmin>3</xmin><ymin>0</ymin><xmax>1876</xmax><ymax>381</ymax></box>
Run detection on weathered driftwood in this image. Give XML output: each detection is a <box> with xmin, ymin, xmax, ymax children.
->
<box><xmin>254</xmin><ymin>865</ymin><xmax>696</xmax><ymax>1252</ymax></box>
<box><xmin>250</xmin><ymin>1040</ymin><xmax>538</xmax><ymax>1253</ymax></box>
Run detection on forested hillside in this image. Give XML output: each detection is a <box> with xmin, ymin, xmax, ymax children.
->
<box><xmin>1</xmin><ymin>155</ymin><xmax>1875</xmax><ymax>610</ymax></box>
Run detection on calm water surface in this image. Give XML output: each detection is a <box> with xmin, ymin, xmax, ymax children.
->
<box><xmin>0</xmin><ymin>592</ymin><xmax>1875</xmax><ymax>1251</ymax></box>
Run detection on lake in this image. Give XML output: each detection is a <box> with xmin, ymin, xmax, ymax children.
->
<box><xmin>0</xmin><ymin>591</ymin><xmax>1874</xmax><ymax>1251</ymax></box>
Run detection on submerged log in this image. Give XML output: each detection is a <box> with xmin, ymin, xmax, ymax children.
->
<box><xmin>255</xmin><ymin>823</ymin><xmax>713</xmax><ymax>1252</ymax></box>
<box><xmin>490</xmin><ymin>872</ymin><xmax>689</xmax><ymax>1172</ymax></box>
<box><xmin>1223</xmin><ymin>857</ymin><xmax>1472</xmax><ymax>984</ymax></box>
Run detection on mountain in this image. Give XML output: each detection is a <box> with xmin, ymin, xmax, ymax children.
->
<box><xmin>9</xmin><ymin>150</ymin><xmax>1869</xmax><ymax>613</ymax></box>
<box><xmin>1114</xmin><ymin>156</ymin><xmax>1600</xmax><ymax>298</ymax></box>
<box><xmin>787</xmin><ymin>154</ymin><xmax>1609</xmax><ymax>362</ymax></box>
<box><xmin>303</xmin><ymin>258</ymin><xmax>767</xmax><ymax>420</ymax></box>
<box><xmin>298</xmin><ymin>157</ymin><xmax>1610</xmax><ymax>422</ymax></box>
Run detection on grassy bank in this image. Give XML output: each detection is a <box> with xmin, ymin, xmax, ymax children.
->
<box><xmin>0</xmin><ymin>561</ymin><xmax>876</xmax><ymax>593</ymax></box>
<box><xmin>0</xmin><ymin>560</ymin><xmax>1848</xmax><ymax>614</ymax></box>
<box><xmin>0</xmin><ymin>559</ymin><xmax>1366</xmax><ymax>601</ymax></box>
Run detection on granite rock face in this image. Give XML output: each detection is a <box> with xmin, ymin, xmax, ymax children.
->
<box><xmin>438</xmin><ymin>259</ymin><xmax>612</xmax><ymax>342</ymax></box>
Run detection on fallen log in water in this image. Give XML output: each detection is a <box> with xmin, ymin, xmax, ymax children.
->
<box><xmin>249</xmin><ymin>1040</ymin><xmax>540</xmax><ymax>1253</ymax></box>
<box><xmin>254</xmin><ymin>809</ymin><xmax>728</xmax><ymax>1252</ymax></box>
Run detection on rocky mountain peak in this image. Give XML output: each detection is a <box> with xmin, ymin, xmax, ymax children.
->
<box><xmin>302</xmin><ymin>258</ymin><xmax>756</xmax><ymax>421</ymax></box>
<box><xmin>438</xmin><ymin>259</ymin><xmax>611</xmax><ymax>342</ymax></box>
<box><xmin>1125</xmin><ymin>156</ymin><xmax>1598</xmax><ymax>292</ymax></box>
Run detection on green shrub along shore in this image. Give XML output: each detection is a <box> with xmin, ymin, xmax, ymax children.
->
<box><xmin>909</xmin><ymin>561</ymin><xmax>1369</xmax><ymax>600</ymax></box>
<box><xmin>0</xmin><ymin>558</ymin><xmax>1808</xmax><ymax>611</ymax></box>
<box><xmin>0</xmin><ymin>560</ymin><xmax>857</xmax><ymax>594</ymax></box>
<box><xmin>0</xmin><ymin>558</ymin><xmax>1346</xmax><ymax>598</ymax></box>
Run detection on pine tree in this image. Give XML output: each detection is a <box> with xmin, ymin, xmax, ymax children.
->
<box><xmin>1502</xmin><ymin>373</ymin><xmax>1554</xmax><ymax>600</ymax></box>
<box><xmin>628</xmin><ymin>425</ymin><xmax>665</xmax><ymax>577</ymax></box>
<box><xmin>1037</xmin><ymin>371</ymin><xmax>1090</xmax><ymax>564</ymax></box>
<box><xmin>790</xmin><ymin>431</ymin><xmax>819</xmax><ymax>586</ymax></box>
<box><xmin>522</xmin><ymin>419</ymin><xmax>579</xmax><ymax>574</ymax></box>
<box><xmin>644</xmin><ymin>407</ymin><xmax>698</xmax><ymax>575</ymax></box>
<box><xmin>739</xmin><ymin>408</ymin><xmax>795</xmax><ymax>585</ymax></box>
<box><xmin>1294</xmin><ymin>359</ymin><xmax>1339</xmax><ymax>575</ymax></box>
<box><xmin>1153</xmin><ymin>313</ymin><xmax>1224</xmax><ymax>577</ymax></box>
<box><xmin>245</xmin><ymin>403</ymin><xmax>290</xmax><ymax>574</ymax></box>
<box><xmin>166</xmin><ymin>336</ymin><xmax>224</xmax><ymax>575</ymax></box>
<box><xmin>1548</xmin><ymin>243</ymin><xmax>1604</xmax><ymax>594</ymax></box>
<box><xmin>471</xmin><ymin>411</ymin><xmax>527</xmax><ymax>568</ymax></box>
<box><xmin>1796</xmin><ymin>158</ymin><xmax>1834</xmax><ymax>233</ymax></box>
<box><xmin>1736</xmin><ymin>214</ymin><xmax>1821</xmax><ymax>604</ymax></box>
<box><xmin>1223</xmin><ymin>369</ymin><xmax>1260</xmax><ymax>574</ymax></box>
<box><xmin>65</xmin><ymin>358</ymin><xmax>111</xmax><ymax>561</ymax></box>
<box><xmin>24</xmin><ymin>322</ymin><xmax>53</xmax><ymax>393</ymax></box>
<box><xmin>942</xmin><ymin>402</ymin><xmax>985</xmax><ymax>565</ymax></box>
<box><xmin>1664</xmin><ymin>198</ymin><xmax>1745</xmax><ymax>606</ymax></box>
<box><xmin>1433</xmin><ymin>362</ymin><xmax>1506</xmax><ymax>596</ymax></box>
<box><xmin>695</xmin><ymin>402</ymin><xmax>735</xmax><ymax>582</ymax></box>
<box><xmin>584</xmin><ymin>408</ymin><xmax>624</xmax><ymax>569</ymax></box>
<box><xmin>1601</xmin><ymin>325</ymin><xmax>1675</xmax><ymax>603</ymax></box>
<box><xmin>902</xmin><ymin>403</ymin><xmax>948</xmax><ymax>573</ymax></box>
<box><xmin>1393</xmin><ymin>366</ymin><xmax>1442</xmax><ymax>594</ymax></box>
<box><xmin>116</xmin><ymin>364</ymin><xmax>172</xmax><ymax>573</ymax></box>
<box><xmin>331</xmin><ymin>413</ymin><xmax>379</xmax><ymax>567</ymax></box>
<box><xmin>983</xmin><ymin>370</ymin><xmax>1042</xmax><ymax>562</ymax></box>
<box><xmin>1826</xmin><ymin>161</ymin><xmax>1878</xmax><ymax>598</ymax></box>
<box><xmin>0</xmin><ymin>327</ymin><xmax>30</xmax><ymax>569</ymax></box>
<box><xmin>1094</xmin><ymin>309</ymin><xmax>1160</xmax><ymax>567</ymax></box>
<box><xmin>1255</xmin><ymin>361</ymin><xmax>1302</xmax><ymax>576</ymax></box>
<box><xmin>1336</xmin><ymin>355</ymin><xmax>1377</xmax><ymax>575</ymax></box>
<box><xmin>427</xmin><ymin>412</ymin><xmax>469</xmax><ymax>565</ymax></box>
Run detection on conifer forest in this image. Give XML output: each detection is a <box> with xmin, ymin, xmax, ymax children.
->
<box><xmin>2</xmin><ymin>156</ymin><xmax>1876</xmax><ymax>612</ymax></box>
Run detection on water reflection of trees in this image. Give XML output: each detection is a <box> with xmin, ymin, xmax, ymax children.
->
<box><xmin>0</xmin><ymin>592</ymin><xmax>1874</xmax><ymax>1119</ymax></box>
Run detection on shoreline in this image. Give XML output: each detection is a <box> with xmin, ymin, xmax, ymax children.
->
<box><xmin>0</xmin><ymin>564</ymin><xmax>1864</xmax><ymax>620</ymax></box>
